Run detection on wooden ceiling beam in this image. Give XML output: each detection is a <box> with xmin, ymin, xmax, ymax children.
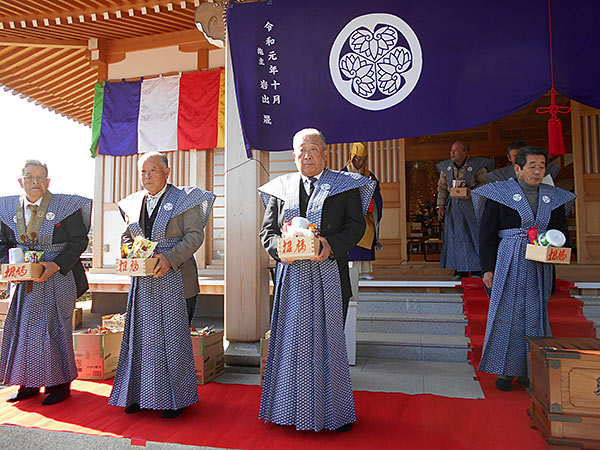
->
<box><xmin>0</xmin><ymin>0</ymin><xmax>198</xmax><ymax>25</ymax></box>
<box><xmin>0</xmin><ymin>36</ymin><xmax>87</xmax><ymax>48</ymax></box>
<box><xmin>0</xmin><ymin>52</ymin><xmax>86</xmax><ymax>84</ymax></box>
<box><xmin>0</xmin><ymin>48</ymin><xmax>69</xmax><ymax>74</ymax></box>
<box><xmin>105</xmin><ymin>28</ymin><xmax>214</xmax><ymax>54</ymax></box>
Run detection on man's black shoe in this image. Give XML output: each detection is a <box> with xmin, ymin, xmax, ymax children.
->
<box><xmin>42</xmin><ymin>383</ymin><xmax>70</xmax><ymax>405</ymax></box>
<box><xmin>495</xmin><ymin>376</ymin><xmax>513</xmax><ymax>391</ymax></box>
<box><xmin>335</xmin><ymin>423</ymin><xmax>353</xmax><ymax>432</ymax></box>
<box><xmin>516</xmin><ymin>376</ymin><xmax>529</xmax><ymax>387</ymax></box>
<box><xmin>6</xmin><ymin>386</ymin><xmax>40</xmax><ymax>402</ymax></box>
<box><xmin>125</xmin><ymin>403</ymin><xmax>141</xmax><ymax>414</ymax></box>
<box><xmin>162</xmin><ymin>408</ymin><xmax>183</xmax><ymax>419</ymax></box>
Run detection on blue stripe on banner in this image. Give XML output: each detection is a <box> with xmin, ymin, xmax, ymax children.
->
<box><xmin>98</xmin><ymin>80</ymin><xmax>142</xmax><ymax>156</ymax></box>
<box><xmin>227</xmin><ymin>0</ymin><xmax>551</xmax><ymax>151</ymax></box>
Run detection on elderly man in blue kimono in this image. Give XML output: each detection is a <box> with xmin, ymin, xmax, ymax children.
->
<box><xmin>0</xmin><ymin>160</ymin><xmax>91</xmax><ymax>405</ymax></box>
<box><xmin>472</xmin><ymin>146</ymin><xmax>575</xmax><ymax>391</ymax></box>
<box><xmin>108</xmin><ymin>152</ymin><xmax>215</xmax><ymax>418</ymax></box>
<box><xmin>436</xmin><ymin>140</ymin><xmax>494</xmax><ymax>280</ymax></box>
<box><xmin>486</xmin><ymin>141</ymin><xmax>560</xmax><ymax>184</ymax></box>
<box><xmin>258</xmin><ymin>128</ymin><xmax>375</xmax><ymax>432</ymax></box>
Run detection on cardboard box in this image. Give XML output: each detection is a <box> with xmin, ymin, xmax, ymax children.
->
<box><xmin>260</xmin><ymin>336</ymin><xmax>269</xmax><ymax>387</ymax></box>
<box><xmin>277</xmin><ymin>236</ymin><xmax>320</xmax><ymax>261</ymax></box>
<box><xmin>1</xmin><ymin>263</ymin><xmax>44</xmax><ymax>281</ymax></box>
<box><xmin>102</xmin><ymin>313</ymin><xmax>126</xmax><ymax>329</ymax></box>
<box><xmin>73</xmin><ymin>330</ymin><xmax>123</xmax><ymax>380</ymax></box>
<box><xmin>450</xmin><ymin>187</ymin><xmax>470</xmax><ymax>199</ymax></box>
<box><xmin>191</xmin><ymin>330</ymin><xmax>224</xmax><ymax>385</ymax></box>
<box><xmin>72</xmin><ymin>307</ymin><xmax>83</xmax><ymax>330</ymax></box>
<box><xmin>0</xmin><ymin>299</ymin><xmax>9</xmax><ymax>315</ymax></box>
<box><xmin>525</xmin><ymin>244</ymin><xmax>571</xmax><ymax>264</ymax></box>
<box><xmin>115</xmin><ymin>258</ymin><xmax>158</xmax><ymax>276</ymax></box>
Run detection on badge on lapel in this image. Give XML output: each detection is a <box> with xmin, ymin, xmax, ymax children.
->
<box><xmin>46</xmin><ymin>212</ymin><xmax>55</xmax><ymax>220</ymax></box>
<box><xmin>513</xmin><ymin>194</ymin><xmax>522</xmax><ymax>202</ymax></box>
<box><xmin>164</xmin><ymin>203</ymin><xmax>173</xmax><ymax>211</ymax></box>
<box><xmin>542</xmin><ymin>195</ymin><xmax>550</xmax><ymax>204</ymax></box>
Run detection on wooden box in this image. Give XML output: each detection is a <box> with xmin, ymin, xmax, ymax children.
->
<box><xmin>528</xmin><ymin>337</ymin><xmax>600</xmax><ymax>418</ymax></box>
<box><xmin>528</xmin><ymin>393</ymin><xmax>600</xmax><ymax>445</ymax></box>
<box><xmin>525</xmin><ymin>244</ymin><xmax>571</xmax><ymax>264</ymax></box>
<box><xmin>450</xmin><ymin>187</ymin><xmax>470</xmax><ymax>199</ymax></box>
<box><xmin>277</xmin><ymin>236</ymin><xmax>320</xmax><ymax>261</ymax></box>
<box><xmin>191</xmin><ymin>330</ymin><xmax>224</xmax><ymax>385</ymax></box>
<box><xmin>1</xmin><ymin>263</ymin><xmax>44</xmax><ymax>281</ymax></box>
<box><xmin>115</xmin><ymin>258</ymin><xmax>158</xmax><ymax>276</ymax></box>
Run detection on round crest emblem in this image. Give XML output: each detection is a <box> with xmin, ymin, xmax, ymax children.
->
<box><xmin>321</xmin><ymin>183</ymin><xmax>330</xmax><ymax>191</ymax></box>
<box><xmin>329</xmin><ymin>13</ymin><xmax>422</xmax><ymax>111</ymax></box>
<box><xmin>13</xmin><ymin>215</ymin><xmax>17</xmax><ymax>223</ymax></box>
<box><xmin>513</xmin><ymin>194</ymin><xmax>522</xmax><ymax>202</ymax></box>
<box><xmin>447</xmin><ymin>166</ymin><xmax>451</xmax><ymax>171</ymax></box>
<box><xmin>46</xmin><ymin>212</ymin><xmax>55</xmax><ymax>221</ymax></box>
<box><xmin>164</xmin><ymin>203</ymin><xmax>173</xmax><ymax>211</ymax></box>
<box><xmin>542</xmin><ymin>195</ymin><xmax>550</xmax><ymax>204</ymax></box>
<box><xmin>467</xmin><ymin>167</ymin><xmax>473</xmax><ymax>172</ymax></box>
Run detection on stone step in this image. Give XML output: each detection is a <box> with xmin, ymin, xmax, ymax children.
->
<box><xmin>577</xmin><ymin>296</ymin><xmax>600</xmax><ymax>317</ymax></box>
<box><xmin>357</xmin><ymin>312</ymin><xmax>466</xmax><ymax>335</ymax></box>
<box><xmin>358</xmin><ymin>292</ymin><xmax>464</xmax><ymax>315</ymax></box>
<box><xmin>356</xmin><ymin>332</ymin><xmax>469</xmax><ymax>362</ymax></box>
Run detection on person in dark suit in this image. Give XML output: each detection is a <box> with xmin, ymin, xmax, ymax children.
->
<box><xmin>108</xmin><ymin>152</ymin><xmax>215</xmax><ymax>419</ymax></box>
<box><xmin>473</xmin><ymin>146</ymin><xmax>575</xmax><ymax>391</ymax></box>
<box><xmin>0</xmin><ymin>160</ymin><xmax>91</xmax><ymax>405</ymax></box>
<box><xmin>258</xmin><ymin>128</ymin><xmax>375</xmax><ymax>432</ymax></box>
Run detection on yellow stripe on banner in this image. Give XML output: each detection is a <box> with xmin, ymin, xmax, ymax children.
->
<box><xmin>217</xmin><ymin>68</ymin><xmax>225</xmax><ymax>148</ymax></box>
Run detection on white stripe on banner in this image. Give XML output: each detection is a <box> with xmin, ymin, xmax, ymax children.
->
<box><xmin>138</xmin><ymin>74</ymin><xmax>181</xmax><ymax>153</ymax></box>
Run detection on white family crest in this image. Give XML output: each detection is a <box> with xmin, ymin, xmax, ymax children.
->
<box><xmin>329</xmin><ymin>13</ymin><xmax>422</xmax><ymax>111</ymax></box>
<box><xmin>513</xmin><ymin>194</ymin><xmax>522</xmax><ymax>202</ymax></box>
<box><xmin>46</xmin><ymin>212</ymin><xmax>55</xmax><ymax>221</ymax></box>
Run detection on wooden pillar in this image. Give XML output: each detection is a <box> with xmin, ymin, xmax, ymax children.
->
<box><xmin>89</xmin><ymin>38</ymin><xmax>107</xmax><ymax>272</ymax></box>
<box><xmin>224</xmin><ymin>43</ymin><xmax>270</xmax><ymax>345</ymax></box>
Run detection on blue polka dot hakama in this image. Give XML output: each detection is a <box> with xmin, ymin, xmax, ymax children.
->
<box><xmin>258</xmin><ymin>169</ymin><xmax>374</xmax><ymax>431</ymax></box>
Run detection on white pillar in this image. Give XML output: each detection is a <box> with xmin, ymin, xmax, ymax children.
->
<box><xmin>224</xmin><ymin>42</ymin><xmax>270</xmax><ymax>344</ymax></box>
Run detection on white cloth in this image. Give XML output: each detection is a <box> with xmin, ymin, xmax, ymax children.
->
<box><xmin>138</xmin><ymin>75</ymin><xmax>181</xmax><ymax>153</ymax></box>
<box><xmin>145</xmin><ymin>183</ymin><xmax>169</xmax><ymax>216</ymax></box>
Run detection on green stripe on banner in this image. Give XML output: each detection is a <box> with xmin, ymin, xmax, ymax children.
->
<box><xmin>89</xmin><ymin>81</ymin><xmax>105</xmax><ymax>157</ymax></box>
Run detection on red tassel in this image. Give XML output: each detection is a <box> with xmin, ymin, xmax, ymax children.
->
<box><xmin>536</xmin><ymin>88</ymin><xmax>570</xmax><ymax>156</ymax></box>
<box><xmin>547</xmin><ymin>118</ymin><xmax>566</xmax><ymax>156</ymax></box>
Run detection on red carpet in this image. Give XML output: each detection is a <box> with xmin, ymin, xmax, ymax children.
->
<box><xmin>462</xmin><ymin>277</ymin><xmax>596</xmax><ymax>398</ymax></box>
<box><xmin>0</xmin><ymin>379</ymin><xmax>546</xmax><ymax>450</ymax></box>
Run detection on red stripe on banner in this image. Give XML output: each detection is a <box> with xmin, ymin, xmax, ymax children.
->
<box><xmin>178</xmin><ymin>69</ymin><xmax>222</xmax><ymax>150</ymax></box>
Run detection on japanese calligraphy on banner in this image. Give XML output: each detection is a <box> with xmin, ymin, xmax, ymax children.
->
<box><xmin>257</xmin><ymin>20</ymin><xmax>282</xmax><ymax>128</ymax></box>
<box><xmin>227</xmin><ymin>0</ymin><xmax>600</xmax><ymax>153</ymax></box>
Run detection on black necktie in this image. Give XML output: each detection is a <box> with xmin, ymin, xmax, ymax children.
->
<box><xmin>308</xmin><ymin>177</ymin><xmax>317</xmax><ymax>197</ymax></box>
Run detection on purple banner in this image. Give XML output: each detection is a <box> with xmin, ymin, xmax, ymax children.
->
<box><xmin>98</xmin><ymin>80</ymin><xmax>141</xmax><ymax>156</ymax></box>
<box><xmin>228</xmin><ymin>0</ymin><xmax>553</xmax><ymax>152</ymax></box>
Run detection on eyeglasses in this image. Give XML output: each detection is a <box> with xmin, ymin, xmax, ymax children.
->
<box><xmin>21</xmin><ymin>176</ymin><xmax>47</xmax><ymax>183</ymax></box>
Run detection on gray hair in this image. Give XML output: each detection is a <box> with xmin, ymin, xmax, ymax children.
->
<box><xmin>293</xmin><ymin>128</ymin><xmax>327</xmax><ymax>152</ymax></box>
<box><xmin>22</xmin><ymin>159</ymin><xmax>48</xmax><ymax>177</ymax></box>
<box><xmin>138</xmin><ymin>151</ymin><xmax>169</xmax><ymax>169</ymax></box>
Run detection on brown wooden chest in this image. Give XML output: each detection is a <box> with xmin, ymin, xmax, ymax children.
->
<box><xmin>527</xmin><ymin>337</ymin><xmax>600</xmax><ymax>448</ymax></box>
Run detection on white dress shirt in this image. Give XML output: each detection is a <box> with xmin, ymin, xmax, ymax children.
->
<box><xmin>301</xmin><ymin>171</ymin><xmax>323</xmax><ymax>195</ymax></box>
<box><xmin>23</xmin><ymin>198</ymin><xmax>42</xmax><ymax>226</ymax></box>
<box><xmin>146</xmin><ymin>183</ymin><xmax>169</xmax><ymax>216</ymax></box>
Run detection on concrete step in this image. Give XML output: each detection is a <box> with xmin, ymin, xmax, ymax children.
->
<box><xmin>358</xmin><ymin>292</ymin><xmax>464</xmax><ymax>315</ymax></box>
<box><xmin>356</xmin><ymin>332</ymin><xmax>469</xmax><ymax>362</ymax></box>
<box><xmin>576</xmin><ymin>296</ymin><xmax>600</xmax><ymax>318</ymax></box>
<box><xmin>357</xmin><ymin>312</ymin><xmax>466</xmax><ymax>335</ymax></box>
